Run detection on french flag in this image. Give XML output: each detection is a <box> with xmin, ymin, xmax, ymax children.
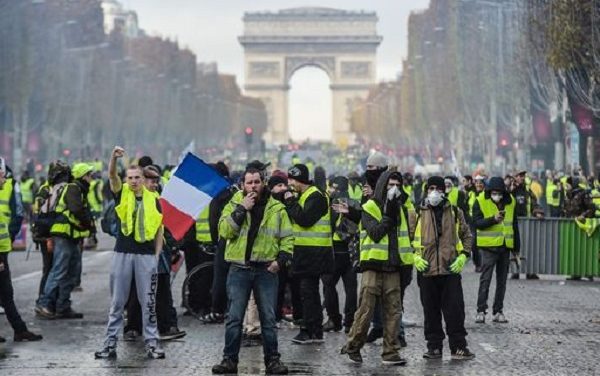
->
<box><xmin>159</xmin><ymin>153</ymin><xmax>230</xmax><ymax>241</ymax></box>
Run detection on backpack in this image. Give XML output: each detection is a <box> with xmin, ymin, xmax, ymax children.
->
<box><xmin>31</xmin><ymin>183</ymin><xmax>67</xmax><ymax>242</ymax></box>
<box><xmin>100</xmin><ymin>199</ymin><xmax>119</xmax><ymax>237</ymax></box>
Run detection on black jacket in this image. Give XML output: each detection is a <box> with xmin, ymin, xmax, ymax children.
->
<box><xmin>63</xmin><ymin>179</ymin><xmax>94</xmax><ymax>233</ymax></box>
<box><xmin>285</xmin><ymin>186</ymin><xmax>334</xmax><ymax>276</ymax></box>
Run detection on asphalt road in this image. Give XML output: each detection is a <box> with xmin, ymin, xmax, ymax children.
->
<box><xmin>1</xmin><ymin>233</ymin><xmax>599</xmax><ymax>375</ymax></box>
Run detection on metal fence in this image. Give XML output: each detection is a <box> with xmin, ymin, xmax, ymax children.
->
<box><xmin>519</xmin><ymin>217</ymin><xmax>600</xmax><ymax>276</ymax></box>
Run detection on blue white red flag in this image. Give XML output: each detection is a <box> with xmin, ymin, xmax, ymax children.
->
<box><xmin>159</xmin><ymin>153</ymin><xmax>230</xmax><ymax>241</ymax></box>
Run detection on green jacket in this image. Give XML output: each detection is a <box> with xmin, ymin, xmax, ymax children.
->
<box><xmin>219</xmin><ymin>193</ymin><xmax>294</xmax><ymax>265</ymax></box>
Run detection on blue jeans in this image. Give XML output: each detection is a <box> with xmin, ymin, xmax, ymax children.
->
<box><xmin>39</xmin><ymin>237</ymin><xmax>81</xmax><ymax>313</ymax></box>
<box><xmin>224</xmin><ymin>265</ymin><xmax>279</xmax><ymax>363</ymax></box>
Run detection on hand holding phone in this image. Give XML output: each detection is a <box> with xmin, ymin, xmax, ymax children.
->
<box><xmin>495</xmin><ymin>210</ymin><xmax>505</xmax><ymax>223</ymax></box>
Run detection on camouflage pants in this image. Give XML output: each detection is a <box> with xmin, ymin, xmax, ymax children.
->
<box><xmin>345</xmin><ymin>270</ymin><xmax>402</xmax><ymax>359</ymax></box>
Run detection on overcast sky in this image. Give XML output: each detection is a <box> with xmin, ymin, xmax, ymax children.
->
<box><xmin>121</xmin><ymin>0</ymin><xmax>431</xmax><ymax>141</ymax></box>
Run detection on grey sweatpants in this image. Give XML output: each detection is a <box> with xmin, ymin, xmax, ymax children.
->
<box><xmin>103</xmin><ymin>252</ymin><xmax>159</xmax><ymax>346</ymax></box>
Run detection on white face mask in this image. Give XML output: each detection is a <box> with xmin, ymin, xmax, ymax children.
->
<box><xmin>491</xmin><ymin>193</ymin><xmax>503</xmax><ymax>203</ymax></box>
<box><xmin>427</xmin><ymin>190</ymin><xmax>444</xmax><ymax>206</ymax></box>
<box><xmin>387</xmin><ymin>186</ymin><xmax>400</xmax><ymax>201</ymax></box>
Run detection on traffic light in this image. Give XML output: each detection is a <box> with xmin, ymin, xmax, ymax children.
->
<box><xmin>497</xmin><ymin>129</ymin><xmax>511</xmax><ymax>149</ymax></box>
<box><xmin>245</xmin><ymin>127</ymin><xmax>253</xmax><ymax>145</ymax></box>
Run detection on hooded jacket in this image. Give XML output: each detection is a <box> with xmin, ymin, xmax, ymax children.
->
<box><xmin>360</xmin><ymin>171</ymin><xmax>409</xmax><ymax>272</ymax></box>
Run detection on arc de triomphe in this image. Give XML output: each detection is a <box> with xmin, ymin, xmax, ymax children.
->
<box><xmin>239</xmin><ymin>7</ymin><xmax>382</xmax><ymax>145</ymax></box>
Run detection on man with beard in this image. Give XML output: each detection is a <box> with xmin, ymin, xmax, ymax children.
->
<box><xmin>212</xmin><ymin>167</ymin><xmax>293</xmax><ymax>375</ymax></box>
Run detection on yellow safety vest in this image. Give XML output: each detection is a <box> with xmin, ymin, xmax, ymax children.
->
<box><xmin>359</xmin><ymin>199</ymin><xmax>413</xmax><ymax>265</ymax></box>
<box><xmin>195</xmin><ymin>206</ymin><xmax>211</xmax><ymax>243</ymax></box>
<box><xmin>21</xmin><ymin>178</ymin><xmax>35</xmax><ymax>204</ymax></box>
<box><xmin>448</xmin><ymin>187</ymin><xmax>459</xmax><ymax>207</ymax></box>
<box><xmin>115</xmin><ymin>184</ymin><xmax>162</xmax><ymax>243</ymax></box>
<box><xmin>476</xmin><ymin>195</ymin><xmax>516</xmax><ymax>249</ymax></box>
<box><xmin>546</xmin><ymin>182</ymin><xmax>560</xmax><ymax>207</ymax></box>
<box><xmin>87</xmin><ymin>179</ymin><xmax>103</xmax><ymax>214</ymax></box>
<box><xmin>292</xmin><ymin>186</ymin><xmax>332</xmax><ymax>247</ymax></box>
<box><xmin>467</xmin><ymin>190</ymin><xmax>478</xmax><ymax>217</ymax></box>
<box><xmin>348</xmin><ymin>184</ymin><xmax>362</xmax><ymax>201</ymax></box>
<box><xmin>0</xmin><ymin>179</ymin><xmax>14</xmax><ymax>252</ymax></box>
<box><xmin>50</xmin><ymin>183</ymin><xmax>92</xmax><ymax>240</ymax></box>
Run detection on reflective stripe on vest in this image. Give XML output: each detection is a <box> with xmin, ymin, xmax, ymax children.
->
<box><xmin>292</xmin><ymin>186</ymin><xmax>332</xmax><ymax>247</ymax></box>
<box><xmin>195</xmin><ymin>206</ymin><xmax>211</xmax><ymax>243</ymax></box>
<box><xmin>360</xmin><ymin>199</ymin><xmax>412</xmax><ymax>264</ymax></box>
<box><xmin>225</xmin><ymin>197</ymin><xmax>294</xmax><ymax>264</ymax></box>
<box><xmin>476</xmin><ymin>195</ymin><xmax>515</xmax><ymax>248</ymax></box>
<box><xmin>0</xmin><ymin>179</ymin><xmax>14</xmax><ymax>252</ymax></box>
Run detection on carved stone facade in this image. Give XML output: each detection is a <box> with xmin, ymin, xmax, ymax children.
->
<box><xmin>240</xmin><ymin>7</ymin><xmax>381</xmax><ymax>144</ymax></box>
<box><xmin>249</xmin><ymin>62</ymin><xmax>280</xmax><ymax>78</ymax></box>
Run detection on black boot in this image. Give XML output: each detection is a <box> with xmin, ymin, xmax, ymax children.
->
<box><xmin>14</xmin><ymin>330</ymin><xmax>43</xmax><ymax>342</ymax></box>
<box><xmin>212</xmin><ymin>358</ymin><xmax>238</xmax><ymax>374</ymax></box>
<box><xmin>265</xmin><ymin>357</ymin><xmax>288</xmax><ymax>375</ymax></box>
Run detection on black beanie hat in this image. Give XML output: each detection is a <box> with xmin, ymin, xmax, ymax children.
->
<box><xmin>427</xmin><ymin>176</ymin><xmax>445</xmax><ymax>189</ymax></box>
<box><xmin>288</xmin><ymin>164</ymin><xmax>310</xmax><ymax>185</ymax></box>
<box><xmin>268</xmin><ymin>175</ymin><xmax>287</xmax><ymax>190</ymax></box>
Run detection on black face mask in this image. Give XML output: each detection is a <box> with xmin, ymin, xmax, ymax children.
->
<box><xmin>271</xmin><ymin>190</ymin><xmax>286</xmax><ymax>202</ymax></box>
<box><xmin>365</xmin><ymin>168</ymin><xmax>384</xmax><ymax>188</ymax></box>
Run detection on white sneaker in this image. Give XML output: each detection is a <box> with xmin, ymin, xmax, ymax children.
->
<box><xmin>492</xmin><ymin>312</ymin><xmax>508</xmax><ymax>323</ymax></box>
<box><xmin>475</xmin><ymin>312</ymin><xmax>485</xmax><ymax>324</ymax></box>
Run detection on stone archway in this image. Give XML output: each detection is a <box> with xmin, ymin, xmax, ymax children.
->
<box><xmin>239</xmin><ymin>7</ymin><xmax>382</xmax><ymax>145</ymax></box>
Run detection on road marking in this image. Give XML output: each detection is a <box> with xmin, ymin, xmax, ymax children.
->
<box><xmin>479</xmin><ymin>343</ymin><xmax>497</xmax><ymax>353</ymax></box>
<box><xmin>12</xmin><ymin>251</ymin><xmax>112</xmax><ymax>283</ymax></box>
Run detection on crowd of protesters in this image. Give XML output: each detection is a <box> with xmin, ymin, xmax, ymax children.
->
<box><xmin>1</xmin><ymin>148</ymin><xmax>599</xmax><ymax>374</ymax></box>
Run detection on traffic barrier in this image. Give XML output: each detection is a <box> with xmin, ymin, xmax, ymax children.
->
<box><xmin>519</xmin><ymin>217</ymin><xmax>599</xmax><ymax>276</ymax></box>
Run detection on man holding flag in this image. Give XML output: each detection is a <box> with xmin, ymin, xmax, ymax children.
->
<box><xmin>212</xmin><ymin>166</ymin><xmax>294</xmax><ymax>375</ymax></box>
<box><xmin>95</xmin><ymin>146</ymin><xmax>165</xmax><ymax>360</ymax></box>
